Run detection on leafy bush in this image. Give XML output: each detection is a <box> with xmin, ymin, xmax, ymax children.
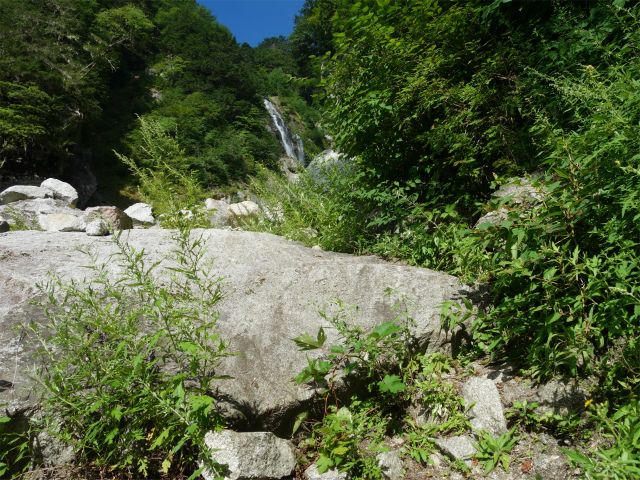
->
<box><xmin>473</xmin><ymin>428</ymin><xmax>519</xmax><ymax>475</ymax></box>
<box><xmin>115</xmin><ymin>115</ymin><xmax>206</xmax><ymax>215</ymax></box>
<box><xmin>247</xmin><ymin>165</ymin><xmax>371</xmax><ymax>253</ymax></box>
<box><xmin>563</xmin><ymin>401</ymin><xmax>640</xmax><ymax>479</ymax></box>
<box><xmin>292</xmin><ymin>292</ymin><xmax>469</xmax><ymax>477</ymax></box>
<box><xmin>0</xmin><ymin>414</ymin><xmax>29</xmax><ymax>478</ymax></box>
<box><xmin>25</xmin><ymin>223</ymin><xmax>233</xmax><ymax>478</ymax></box>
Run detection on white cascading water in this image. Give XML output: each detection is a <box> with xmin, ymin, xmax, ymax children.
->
<box><xmin>263</xmin><ymin>98</ymin><xmax>304</xmax><ymax>165</ymax></box>
<box><xmin>295</xmin><ymin>134</ymin><xmax>305</xmax><ymax>165</ymax></box>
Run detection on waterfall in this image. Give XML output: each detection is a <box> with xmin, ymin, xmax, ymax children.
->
<box><xmin>263</xmin><ymin>98</ymin><xmax>304</xmax><ymax>165</ymax></box>
<box><xmin>295</xmin><ymin>134</ymin><xmax>305</xmax><ymax>165</ymax></box>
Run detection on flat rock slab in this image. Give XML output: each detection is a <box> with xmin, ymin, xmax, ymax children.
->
<box><xmin>0</xmin><ymin>229</ymin><xmax>478</xmax><ymax>434</ymax></box>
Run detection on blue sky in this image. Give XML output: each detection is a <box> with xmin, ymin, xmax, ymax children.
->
<box><xmin>198</xmin><ymin>0</ymin><xmax>306</xmax><ymax>47</ymax></box>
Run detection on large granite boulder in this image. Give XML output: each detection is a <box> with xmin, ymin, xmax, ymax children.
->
<box><xmin>0</xmin><ymin>186</ymin><xmax>53</xmax><ymax>204</ymax></box>
<box><xmin>228</xmin><ymin>201</ymin><xmax>259</xmax><ymax>226</ymax></box>
<box><xmin>0</xmin><ymin>229</ymin><xmax>480</xmax><ymax>436</ymax></box>
<box><xmin>0</xmin><ymin>198</ymin><xmax>82</xmax><ymax>230</ymax></box>
<box><xmin>40</xmin><ymin>179</ymin><xmax>79</xmax><ymax>208</ymax></box>
<box><xmin>37</xmin><ymin>213</ymin><xmax>86</xmax><ymax>232</ymax></box>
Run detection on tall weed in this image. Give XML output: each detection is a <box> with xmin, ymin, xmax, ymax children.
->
<box><xmin>26</xmin><ymin>223</ymin><xmax>232</xmax><ymax>477</ymax></box>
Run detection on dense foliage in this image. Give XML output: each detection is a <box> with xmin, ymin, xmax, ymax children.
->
<box><xmin>250</xmin><ymin>0</ymin><xmax>640</xmax><ymax>476</ymax></box>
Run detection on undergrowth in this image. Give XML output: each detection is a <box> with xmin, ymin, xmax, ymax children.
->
<box><xmin>3</xmin><ymin>220</ymin><xmax>232</xmax><ymax>479</ymax></box>
<box><xmin>291</xmin><ymin>292</ymin><xmax>470</xmax><ymax>478</ymax></box>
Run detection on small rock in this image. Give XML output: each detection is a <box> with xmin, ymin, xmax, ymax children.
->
<box><xmin>376</xmin><ymin>450</ymin><xmax>404</xmax><ymax>480</ymax></box>
<box><xmin>0</xmin><ymin>220</ymin><xmax>9</xmax><ymax>233</ymax></box>
<box><xmin>201</xmin><ymin>430</ymin><xmax>296</xmax><ymax>480</ymax></box>
<box><xmin>533</xmin><ymin>380</ymin><xmax>587</xmax><ymax>416</ymax></box>
<box><xmin>40</xmin><ymin>178</ymin><xmax>79</xmax><ymax>207</ymax></box>
<box><xmin>533</xmin><ymin>454</ymin><xmax>562</xmax><ymax>472</ymax></box>
<box><xmin>84</xmin><ymin>206</ymin><xmax>133</xmax><ymax>232</ymax></box>
<box><xmin>304</xmin><ymin>463</ymin><xmax>350</xmax><ymax>480</ymax></box>
<box><xmin>0</xmin><ymin>186</ymin><xmax>52</xmax><ymax>204</ymax></box>
<box><xmin>435</xmin><ymin>436</ymin><xmax>476</xmax><ymax>466</ymax></box>
<box><xmin>85</xmin><ymin>219</ymin><xmax>109</xmax><ymax>236</ymax></box>
<box><xmin>429</xmin><ymin>452</ymin><xmax>444</xmax><ymax>467</ymax></box>
<box><xmin>312</xmin><ymin>245</ymin><xmax>323</xmax><ymax>251</ymax></box>
<box><xmin>462</xmin><ymin>377</ymin><xmax>508</xmax><ymax>438</ymax></box>
<box><xmin>123</xmin><ymin>203</ymin><xmax>155</xmax><ymax>226</ymax></box>
<box><xmin>38</xmin><ymin>214</ymin><xmax>86</xmax><ymax>232</ymax></box>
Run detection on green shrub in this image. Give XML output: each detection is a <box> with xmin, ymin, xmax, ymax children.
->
<box><xmin>247</xmin><ymin>165</ymin><xmax>371</xmax><ymax>253</ymax></box>
<box><xmin>25</xmin><ymin>223</ymin><xmax>233</xmax><ymax>478</ymax></box>
<box><xmin>292</xmin><ymin>291</ymin><xmax>469</xmax><ymax>477</ymax></box>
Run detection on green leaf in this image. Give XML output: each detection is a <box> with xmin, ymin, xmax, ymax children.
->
<box><xmin>371</xmin><ymin>321</ymin><xmax>402</xmax><ymax>340</ymax></box>
<box><xmin>317</xmin><ymin>455</ymin><xmax>334</xmax><ymax>474</ymax></box>
<box><xmin>331</xmin><ymin>446</ymin><xmax>349</xmax><ymax>456</ymax></box>
<box><xmin>501</xmin><ymin>453</ymin><xmax>510</xmax><ymax>472</ymax></box>
<box><xmin>377</xmin><ymin>374</ymin><xmax>406</xmax><ymax>393</ymax></box>
<box><xmin>292</xmin><ymin>411</ymin><xmax>308</xmax><ymax>436</ymax></box>
<box><xmin>293</xmin><ymin>327</ymin><xmax>327</xmax><ymax>350</ymax></box>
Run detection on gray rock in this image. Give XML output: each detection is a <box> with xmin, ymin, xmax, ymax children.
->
<box><xmin>0</xmin><ymin>198</ymin><xmax>82</xmax><ymax>230</ymax></box>
<box><xmin>123</xmin><ymin>203</ymin><xmax>155</xmax><ymax>226</ymax></box>
<box><xmin>40</xmin><ymin>179</ymin><xmax>78</xmax><ymax>207</ymax></box>
<box><xmin>201</xmin><ymin>430</ymin><xmax>296</xmax><ymax>480</ymax></box>
<box><xmin>85</xmin><ymin>219</ymin><xmax>109</xmax><ymax>236</ymax></box>
<box><xmin>0</xmin><ymin>220</ymin><xmax>8</xmax><ymax>233</ymax></box>
<box><xmin>408</xmin><ymin>401</ymin><xmax>448</xmax><ymax>428</ymax></box>
<box><xmin>0</xmin><ymin>186</ymin><xmax>53</xmax><ymax>204</ymax></box>
<box><xmin>462</xmin><ymin>377</ymin><xmax>507</xmax><ymax>438</ymax></box>
<box><xmin>305</xmin><ymin>463</ymin><xmax>350</xmax><ymax>480</ymax></box>
<box><xmin>435</xmin><ymin>435</ymin><xmax>476</xmax><ymax>466</ymax></box>
<box><xmin>494</xmin><ymin>176</ymin><xmax>544</xmax><ymax>205</ymax></box>
<box><xmin>533</xmin><ymin>380</ymin><xmax>587</xmax><ymax>416</ymax></box>
<box><xmin>31</xmin><ymin>422</ymin><xmax>76</xmax><ymax>467</ymax></box>
<box><xmin>480</xmin><ymin>362</ymin><xmax>518</xmax><ymax>384</ymax></box>
<box><xmin>534</xmin><ymin>453</ymin><xmax>563</xmax><ymax>471</ymax></box>
<box><xmin>38</xmin><ymin>213</ymin><xmax>86</xmax><ymax>232</ymax></box>
<box><xmin>307</xmin><ymin>150</ymin><xmax>352</xmax><ymax>184</ymax></box>
<box><xmin>205</xmin><ymin>198</ymin><xmax>231</xmax><ymax>227</ymax></box>
<box><xmin>474</xmin><ymin>208</ymin><xmax>509</xmax><ymax>229</ymax></box>
<box><xmin>228</xmin><ymin>201</ymin><xmax>259</xmax><ymax>225</ymax></box>
<box><xmin>0</xmin><ymin>229</ymin><xmax>481</xmax><ymax>435</ymax></box>
<box><xmin>376</xmin><ymin>450</ymin><xmax>404</xmax><ymax>480</ymax></box>
<box><xmin>84</xmin><ymin>206</ymin><xmax>133</xmax><ymax>231</ymax></box>
<box><xmin>429</xmin><ymin>452</ymin><xmax>444</xmax><ymax>467</ymax></box>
